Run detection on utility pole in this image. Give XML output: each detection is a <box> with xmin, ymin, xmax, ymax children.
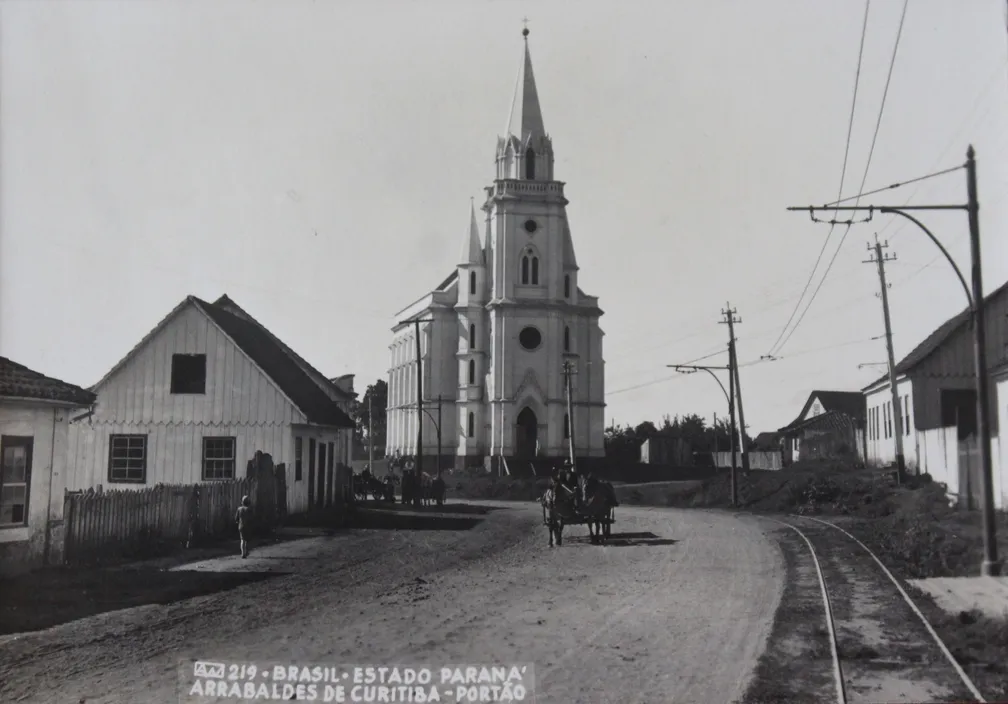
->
<box><xmin>563</xmin><ymin>360</ymin><xmax>577</xmax><ymax>472</ymax></box>
<box><xmin>437</xmin><ymin>394</ymin><xmax>443</xmax><ymax>479</ymax></box>
<box><xmin>786</xmin><ymin>145</ymin><xmax>1000</xmax><ymax>577</ymax></box>
<box><xmin>396</xmin><ymin>316</ymin><xmax>434</xmax><ymax>492</ymax></box>
<box><xmin>368</xmin><ymin>392</ymin><xmax>374</xmax><ymax>474</ymax></box>
<box><xmin>966</xmin><ymin>147</ymin><xmax>1000</xmax><ymax>577</ymax></box>
<box><xmin>727</xmin><ymin>348</ymin><xmax>739</xmax><ymax>506</ymax></box>
<box><xmin>670</xmin><ymin>358</ymin><xmax>736</xmax><ymax>507</ymax></box>
<box><xmin>721</xmin><ymin>304</ymin><xmax>749</xmax><ymax>471</ymax></box>
<box><xmin>713</xmin><ymin>411</ymin><xmax>718</xmax><ymax>455</ymax></box>
<box><xmin>864</xmin><ymin>237</ymin><xmax>905</xmax><ymax>482</ymax></box>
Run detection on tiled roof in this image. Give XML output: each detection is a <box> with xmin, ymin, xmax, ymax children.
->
<box><xmin>863</xmin><ymin>277</ymin><xmax>1008</xmax><ymax>390</ymax></box>
<box><xmin>191</xmin><ymin>298</ymin><xmax>355</xmax><ymax>429</ymax></box>
<box><xmin>0</xmin><ymin>357</ymin><xmax>96</xmax><ymax>407</ymax></box>
<box><xmin>780</xmin><ymin>390</ymin><xmax>865</xmax><ymax>432</ymax></box>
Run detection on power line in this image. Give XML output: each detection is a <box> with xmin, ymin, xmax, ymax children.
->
<box><xmin>885</xmin><ymin>60</ymin><xmax>1006</xmax><ymax>241</ymax></box>
<box><xmin>765</xmin><ymin>0</ymin><xmax>871</xmax><ymax>357</ymax></box>
<box><xmin>823</xmin><ymin>164</ymin><xmax>964</xmax><ymax>207</ymax></box>
<box><xmin>771</xmin><ymin>0</ymin><xmax>908</xmax><ymax>357</ymax></box>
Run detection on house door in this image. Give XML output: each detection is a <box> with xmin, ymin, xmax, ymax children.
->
<box><xmin>317</xmin><ymin>442</ymin><xmax>327</xmax><ymax>510</ymax></box>
<box><xmin>515</xmin><ymin>408</ymin><xmax>538</xmax><ymax>460</ymax></box>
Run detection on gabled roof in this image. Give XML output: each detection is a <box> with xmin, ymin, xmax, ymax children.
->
<box><xmin>864</xmin><ymin>277</ymin><xmax>1008</xmax><ymax>390</ymax></box>
<box><xmin>780</xmin><ymin>390</ymin><xmax>865</xmax><ymax>432</ymax></box>
<box><xmin>91</xmin><ymin>295</ymin><xmax>354</xmax><ymax>428</ymax></box>
<box><xmin>211</xmin><ymin>295</ymin><xmax>353</xmax><ymax>401</ymax></box>
<box><xmin>191</xmin><ymin>297</ymin><xmax>354</xmax><ymax>428</ymax></box>
<box><xmin>0</xmin><ymin>357</ymin><xmax>96</xmax><ymax>407</ymax></box>
<box><xmin>780</xmin><ymin>409</ymin><xmax>862</xmax><ymax>435</ymax></box>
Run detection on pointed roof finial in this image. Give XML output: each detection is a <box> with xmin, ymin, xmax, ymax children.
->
<box><xmin>522</xmin><ymin>17</ymin><xmax>529</xmax><ymax>38</ymax></box>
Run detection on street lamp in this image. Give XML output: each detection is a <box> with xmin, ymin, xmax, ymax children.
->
<box><xmin>669</xmin><ymin>360</ymin><xmax>739</xmax><ymax>507</ymax></box>
<box><xmin>787</xmin><ymin>146</ymin><xmax>1000</xmax><ymax>577</ymax></box>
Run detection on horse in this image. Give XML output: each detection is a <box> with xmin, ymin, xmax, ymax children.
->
<box><xmin>578</xmin><ymin>474</ymin><xmax>618</xmax><ymax>544</ymax></box>
<box><xmin>541</xmin><ymin>480</ymin><xmax>578</xmax><ymax>547</ymax></box>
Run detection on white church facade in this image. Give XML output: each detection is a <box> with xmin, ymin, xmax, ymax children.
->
<box><xmin>385</xmin><ymin>29</ymin><xmax>606</xmax><ymax>471</ymax></box>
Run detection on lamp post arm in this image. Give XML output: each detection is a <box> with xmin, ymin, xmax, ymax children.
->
<box><xmin>879</xmin><ymin>208</ymin><xmax>973</xmax><ymax>308</ymax></box>
<box><xmin>701</xmin><ymin>367</ymin><xmax>732</xmax><ymax>408</ymax></box>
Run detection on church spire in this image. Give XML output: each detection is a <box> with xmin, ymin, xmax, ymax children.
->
<box><xmin>459</xmin><ymin>198</ymin><xmax>484</xmax><ymax>266</ymax></box>
<box><xmin>496</xmin><ymin>23</ymin><xmax>554</xmax><ymax>182</ymax></box>
<box><xmin>505</xmin><ymin>24</ymin><xmax>546</xmax><ymax>144</ymax></box>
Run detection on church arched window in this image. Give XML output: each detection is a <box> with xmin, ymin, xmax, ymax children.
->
<box><xmin>469</xmin><ymin>271</ymin><xmax>476</xmax><ymax>295</ymax></box>
<box><xmin>525</xmin><ymin>148</ymin><xmax>535</xmax><ymax>179</ymax></box>
<box><xmin>564</xmin><ymin>274</ymin><xmax>571</xmax><ymax>298</ymax></box>
<box><xmin>564</xmin><ymin>413</ymin><xmax>570</xmax><ymax>439</ymax></box>
<box><xmin>467</xmin><ymin>412</ymin><xmax>475</xmax><ymax>438</ymax></box>
<box><xmin>469</xmin><ymin>323</ymin><xmax>476</xmax><ymax>349</ymax></box>
<box><xmin>468</xmin><ymin>359</ymin><xmax>475</xmax><ymax>385</ymax></box>
<box><xmin>521</xmin><ymin>247</ymin><xmax>540</xmax><ymax>286</ymax></box>
<box><xmin>564</xmin><ymin>326</ymin><xmax>570</xmax><ymax>352</ymax></box>
<box><xmin>531</xmin><ymin>256</ymin><xmax>539</xmax><ymax>285</ymax></box>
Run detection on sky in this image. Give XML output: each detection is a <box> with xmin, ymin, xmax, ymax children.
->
<box><xmin>2</xmin><ymin>0</ymin><xmax>1008</xmax><ymax>435</ymax></box>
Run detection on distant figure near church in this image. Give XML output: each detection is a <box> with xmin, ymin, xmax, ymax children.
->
<box><xmin>385</xmin><ymin>27</ymin><xmax>606</xmax><ymax>471</ymax></box>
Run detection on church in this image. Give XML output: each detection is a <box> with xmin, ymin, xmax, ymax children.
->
<box><xmin>385</xmin><ymin>28</ymin><xmax>606</xmax><ymax>472</ymax></box>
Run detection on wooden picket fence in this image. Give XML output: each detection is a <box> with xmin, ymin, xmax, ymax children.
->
<box><xmin>62</xmin><ymin>477</ymin><xmax>256</xmax><ymax>566</ymax></box>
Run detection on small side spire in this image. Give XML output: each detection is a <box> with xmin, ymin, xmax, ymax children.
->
<box><xmin>460</xmin><ymin>198</ymin><xmax>484</xmax><ymax>266</ymax></box>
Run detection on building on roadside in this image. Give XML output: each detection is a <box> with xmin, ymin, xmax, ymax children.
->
<box><xmin>777</xmin><ymin>391</ymin><xmax>867</xmax><ymax>465</ymax></box>
<box><xmin>65</xmin><ymin>294</ymin><xmax>355</xmax><ymax>515</ymax></box>
<box><xmin>861</xmin><ymin>279</ymin><xmax>1008</xmax><ymax>508</ymax></box>
<box><xmin>385</xmin><ymin>28</ymin><xmax>606</xmax><ymax>474</ymax></box>
<box><xmin>0</xmin><ymin>357</ymin><xmax>96</xmax><ymax>575</ymax></box>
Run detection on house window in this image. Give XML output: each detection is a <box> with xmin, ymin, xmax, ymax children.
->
<box><xmin>467</xmin><ymin>412</ymin><xmax>475</xmax><ymax>438</ymax></box>
<box><xmin>564</xmin><ymin>413</ymin><xmax>570</xmax><ymax>439</ymax></box>
<box><xmin>202</xmin><ymin>436</ymin><xmax>236</xmax><ymax>480</ymax></box>
<box><xmin>0</xmin><ymin>436</ymin><xmax>32</xmax><ymax>527</ymax></box>
<box><xmin>468</xmin><ymin>359</ymin><xmax>476</xmax><ymax>385</ymax></box>
<box><xmin>469</xmin><ymin>323</ymin><xmax>476</xmax><ymax>349</ymax></box>
<box><xmin>469</xmin><ymin>271</ymin><xmax>477</xmax><ymax>295</ymax></box>
<box><xmin>170</xmin><ymin>353</ymin><xmax>206</xmax><ymax>394</ymax></box>
<box><xmin>108</xmin><ymin>434</ymin><xmax>147</xmax><ymax>483</ymax></box>
<box><xmin>564</xmin><ymin>326</ymin><xmax>570</xmax><ymax>352</ymax></box>
<box><xmin>525</xmin><ymin>148</ymin><xmax>535</xmax><ymax>179</ymax></box>
<box><xmin>294</xmin><ymin>436</ymin><xmax>303</xmax><ymax>481</ymax></box>
<box><xmin>564</xmin><ymin>275</ymin><xmax>571</xmax><ymax>298</ymax></box>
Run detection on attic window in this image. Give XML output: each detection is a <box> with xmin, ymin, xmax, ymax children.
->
<box><xmin>170</xmin><ymin>354</ymin><xmax>206</xmax><ymax>394</ymax></box>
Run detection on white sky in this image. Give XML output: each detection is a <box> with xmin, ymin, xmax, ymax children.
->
<box><xmin>2</xmin><ymin>0</ymin><xmax>1007</xmax><ymax>434</ymax></box>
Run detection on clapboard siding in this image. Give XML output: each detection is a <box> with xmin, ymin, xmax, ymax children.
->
<box><xmin>910</xmin><ymin>291</ymin><xmax>1008</xmax><ymax>433</ymax></box>
<box><xmin>97</xmin><ymin>304</ymin><xmax>304</xmax><ymax>427</ymax></box>
<box><xmin>66</xmin><ymin>421</ymin><xmax>292</xmax><ymax>490</ymax></box>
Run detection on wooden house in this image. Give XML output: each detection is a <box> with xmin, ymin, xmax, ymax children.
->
<box><xmin>862</xmin><ymin>279</ymin><xmax>1008</xmax><ymax>508</ymax></box>
<box><xmin>65</xmin><ymin>295</ymin><xmax>356</xmax><ymax>515</ymax></box>
<box><xmin>0</xmin><ymin>357</ymin><xmax>96</xmax><ymax>575</ymax></box>
<box><xmin>777</xmin><ymin>391</ymin><xmax>866</xmax><ymax>465</ymax></box>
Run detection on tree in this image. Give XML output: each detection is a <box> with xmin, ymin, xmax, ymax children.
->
<box><xmin>350</xmin><ymin>379</ymin><xmax>387</xmax><ymax>457</ymax></box>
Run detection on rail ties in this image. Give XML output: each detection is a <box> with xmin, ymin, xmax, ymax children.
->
<box><xmin>768</xmin><ymin>515</ymin><xmax>986</xmax><ymax>704</ymax></box>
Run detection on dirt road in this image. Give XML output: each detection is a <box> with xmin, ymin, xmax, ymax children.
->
<box><xmin>0</xmin><ymin>502</ymin><xmax>784</xmax><ymax>703</ymax></box>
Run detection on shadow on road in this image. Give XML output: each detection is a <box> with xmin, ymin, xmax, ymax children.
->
<box><xmin>353</xmin><ymin>502</ymin><xmax>508</xmax><ymax>517</ymax></box>
<box><xmin>564</xmin><ymin>531</ymin><xmax>678</xmax><ymax>548</ymax></box>
<box><xmin>0</xmin><ymin>568</ymin><xmax>281</xmax><ymax>636</ymax></box>
<box><xmin>349</xmin><ymin>509</ymin><xmax>484</xmax><ymax>531</ymax></box>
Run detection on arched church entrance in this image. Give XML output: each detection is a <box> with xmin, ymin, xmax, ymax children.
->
<box><xmin>515</xmin><ymin>407</ymin><xmax>538</xmax><ymax>460</ymax></box>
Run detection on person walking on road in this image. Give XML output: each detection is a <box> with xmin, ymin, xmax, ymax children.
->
<box><xmin>235</xmin><ymin>495</ymin><xmax>252</xmax><ymax>559</ymax></box>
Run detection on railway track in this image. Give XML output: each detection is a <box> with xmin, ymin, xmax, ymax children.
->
<box><xmin>767</xmin><ymin>514</ymin><xmax>986</xmax><ymax>704</ymax></box>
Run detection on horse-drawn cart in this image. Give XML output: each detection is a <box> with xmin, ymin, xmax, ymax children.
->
<box><xmin>541</xmin><ymin>480</ymin><xmax>617</xmax><ymax>547</ymax></box>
